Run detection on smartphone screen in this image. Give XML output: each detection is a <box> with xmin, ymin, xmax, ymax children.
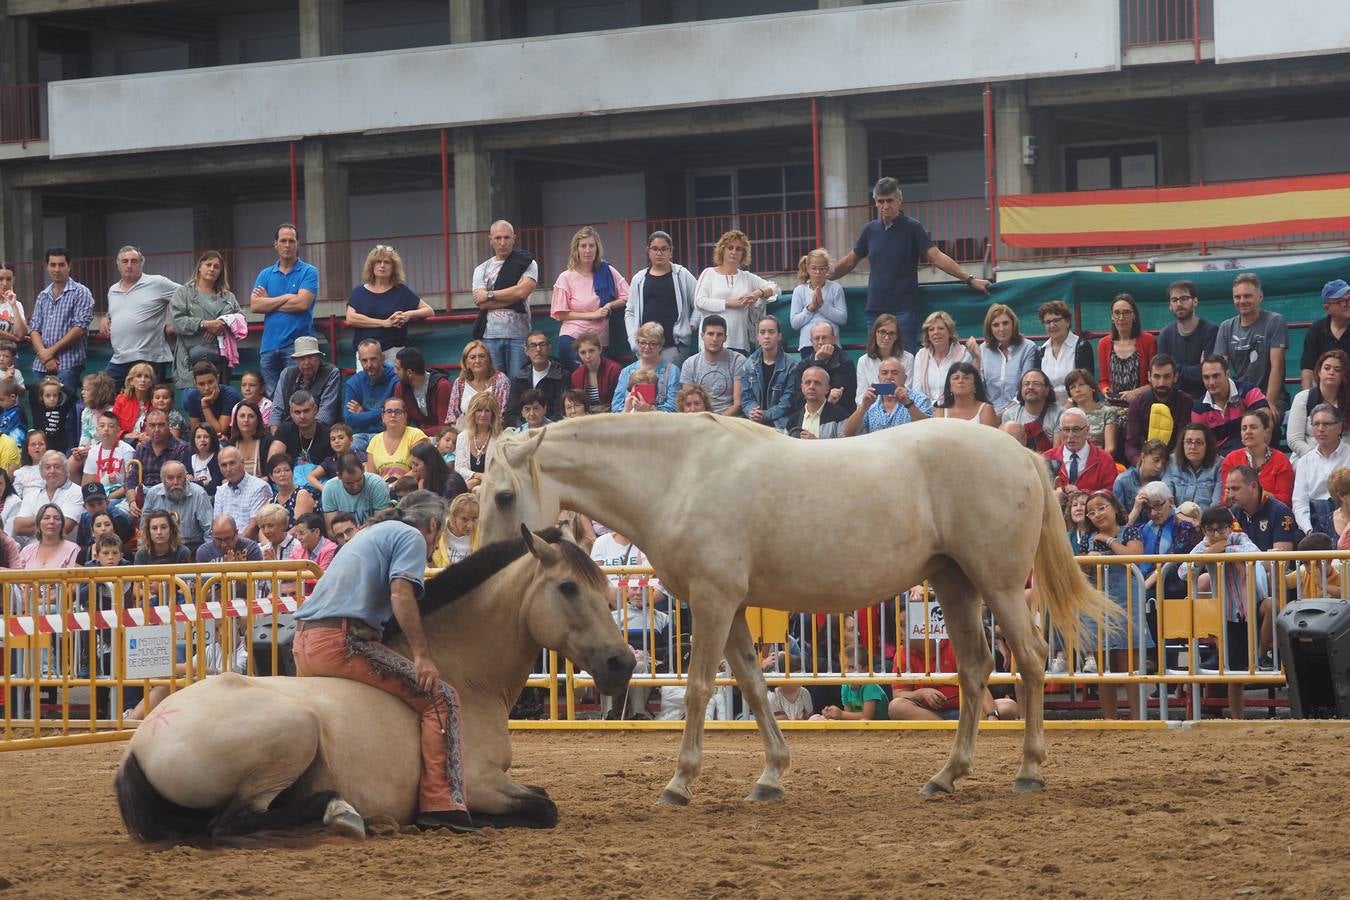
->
<box><xmin>873</xmin><ymin>382</ymin><xmax>896</xmax><ymax>396</ymax></box>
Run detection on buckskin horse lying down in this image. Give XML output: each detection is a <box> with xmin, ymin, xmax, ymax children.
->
<box><xmin>115</xmin><ymin>527</ymin><xmax>635</xmax><ymax>841</ymax></box>
<box><xmin>476</xmin><ymin>414</ymin><xmax>1114</xmax><ymax>802</ymax></box>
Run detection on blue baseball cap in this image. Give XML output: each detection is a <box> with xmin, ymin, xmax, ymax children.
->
<box><xmin>1323</xmin><ymin>279</ymin><xmax>1350</xmax><ymax>302</ymax></box>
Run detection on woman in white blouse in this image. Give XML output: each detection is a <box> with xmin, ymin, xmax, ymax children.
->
<box><xmin>694</xmin><ymin>230</ymin><xmax>778</xmax><ymax>355</ymax></box>
<box><xmin>909</xmin><ymin>310</ymin><xmax>970</xmax><ymax>402</ymax></box>
<box><xmin>854</xmin><ymin>314</ymin><xmax>915</xmax><ymax>407</ymax></box>
<box><xmin>1032</xmin><ymin>299</ymin><xmax>1094</xmax><ymax>405</ymax></box>
<box><xmin>788</xmin><ymin>248</ymin><xmax>846</xmax><ymax>353</ymax></box>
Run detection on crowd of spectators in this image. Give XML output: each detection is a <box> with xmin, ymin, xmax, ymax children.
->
<box><xmin>1</xmin><ymin>177</ymin><xmax>1345</xmax><ymax>721</ymax></box>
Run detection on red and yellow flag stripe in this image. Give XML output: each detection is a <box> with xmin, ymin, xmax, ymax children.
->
<box><xmin>999</xmin><ymin>173</ymin><xmax>1350</xmax><ymax>248</ymax></box>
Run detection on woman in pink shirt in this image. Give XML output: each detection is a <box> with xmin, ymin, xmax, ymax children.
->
<box><xmin>550</xmin><ymin>226</ymin><xmax>629</xmax><ymax>371</ymax></box>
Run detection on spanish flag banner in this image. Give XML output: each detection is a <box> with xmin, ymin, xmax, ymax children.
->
<box><xmin>999</xmin><ymin>173</ymin><xmax>1350</xmax><ymax>249</ymax></box>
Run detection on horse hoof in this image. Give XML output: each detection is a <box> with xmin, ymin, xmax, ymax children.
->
<box><xmin>745</xmin><ymin>784</ymin><xmax>783</xmax><ymax>803</ymax></box>
<box><xmin>522</xmin><ymin>784</ymin><xmax>551</xmax><ymax>799</ymax></box>
<box><xmin>657</xmin><ymin>789</ymin><xmax>690</xmax><ymax>807</ymax></box>
<box><xmin>323</xmin><ymin>799</ymin><xmax>366</xmax><ymax>839</ymax></box>
<box><xmin>920</xmin><ymin>780</ymin><xmax>954</xmax><ymax>797</ymax></box>
<box><xmin>1012</xmin><ymin>778</ymin><xmax>1046</xmax><ymax>794</ymax></box>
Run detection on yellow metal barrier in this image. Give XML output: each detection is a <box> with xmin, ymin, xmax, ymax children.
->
<box><xmin>4</xmin><ymin>550</ymin><xmax>1345</xmax><ymax>749</ymax></box>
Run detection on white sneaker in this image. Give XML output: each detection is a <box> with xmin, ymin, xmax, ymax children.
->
<box><xmin>1081</xmin><ymin>656</ymin><xmax>1098</xmax><ymax>674</ymax></box>
<box><xmin>1047</xmin><ymin>658</ymin><xmax>1069</xmax><ymax>675</ymax></box>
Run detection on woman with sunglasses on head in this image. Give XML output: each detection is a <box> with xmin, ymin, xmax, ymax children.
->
<box><xmin>1097</xmin><ymin>293</ymin><xmax>1155</xmax><ymax>405</ymax></box>
<box><xmin>345</xmin><ymin>244</ymin><xmax>433</xmax><ymax>364</ymax></box>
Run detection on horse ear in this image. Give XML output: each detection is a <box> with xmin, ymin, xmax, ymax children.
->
<box><xmin>556</xmin><ymin>516</ymin><xmax>576</xmax><ymax>543</ymax></box>
<box><xmin>520</xmin><ymin>523</ymin><xmax>561</xmax><ymax>565</ymax></box>
<box><xmin>501</xmin><ymin>427</ymin><xmax>544</xmax><ymax>467</ymax></box>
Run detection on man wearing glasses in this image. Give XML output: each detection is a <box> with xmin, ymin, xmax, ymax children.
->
<box><xmin>1298</xmin><ymin>279</ymin><xmax>1350</xmax><ymax>390</ymax></box>
<box><xmin>505</xmin><ymin>331</ymin><xmax>566</xmax><ymax>426</ymax></box>
<box><xmin>472</xmin><ymin>220</ymin><xmax>538</xmax><ymax>379</ymax></box>
<box><xmin>1045</xmin><ymin>408</ymin><xmax>1116</xmax><ymax>498</ymax></box>
<box><xmin>626</xmin><ymin>230</ymin><xmax>698</xmax><ymax>367</ymax></box>
<box><xmin>1156</xmin><ymin>280</ymin><xmax>1218</xmax><ymax>400</ymax></box>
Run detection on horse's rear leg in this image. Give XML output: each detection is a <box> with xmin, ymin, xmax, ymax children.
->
<box><xmin>658</xmin><ymin>595</ymin><xmax>736</xmax><ymax>806</ymax></box>
<box><xmin>993</xmin><ymin>589</ymin><xmax>1049</xmax><ymax>792</ymax></box>
<box><xmin>922</xmin><ymin>566</ymin><xmax>993</xmax><ymax>796</ymax></box>
<box><xmin>723</xmin><ymin>614</ymin><xmax>789</xmax><ymax>802</ymax></box>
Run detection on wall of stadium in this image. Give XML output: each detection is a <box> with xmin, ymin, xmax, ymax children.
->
<box><xmin>1215</xmin><ymin>0</ymin><xmax>1350</xmax><ymax>64</ymax></box>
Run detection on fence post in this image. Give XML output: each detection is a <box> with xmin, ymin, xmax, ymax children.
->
<box><xmin>983</xmin><ymin>83</ymin><xmax>998</xmax><ymax>271</ymax></box>
<box><xmin>440</xmin><ymin>129</ymin><xmax>452</xmax><ymax>311</ymax></box>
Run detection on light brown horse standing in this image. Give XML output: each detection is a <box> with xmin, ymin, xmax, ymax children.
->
<box><xmin>115</xmin><ymin>528</ymin><xmax>635</xmax><ymax>840</ymax></box>
<box><xmin>477</xmin><ymin>414</ymin><xmax>1113</xmax><ymax>803</ymax></box>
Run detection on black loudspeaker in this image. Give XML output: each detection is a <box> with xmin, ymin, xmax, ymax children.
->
<box><xmin>1276</xmin><ymin>600</ymin><xmax>1350</xmax><ymax>718</ymax></box>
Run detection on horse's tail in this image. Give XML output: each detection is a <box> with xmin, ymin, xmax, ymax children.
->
<box><xmin>1028</xmin><ymin>451</ymin><xmax>1120</xmax><ymax>649</ymax></box>
<box><xmin>114</xmin><ymin>752</ymin><xmax>214</xmax><ymax>843</ymax></box>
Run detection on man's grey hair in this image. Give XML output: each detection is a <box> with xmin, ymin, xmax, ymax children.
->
<box><xmin>1137</xmin><ymin>481</ymin><xmax>1174</xmax><ymax>505</ymax></box>
<box><xmin>357</xmin><ymin>338</ymin><xmax>383</xmax><ymax>353</ymax></box>
<box><xmin>1311</xmin><ymin>402</ymin><xmax>1343</xmax><ymax>425</ymax></box>
<box><xmin>290</xmin><ymin>390</ymin><xmax>316</xmax><ymax>409</ymax></box>
<box><xmin>1059</xmin><ymin>408</ymin><xmax>1088</xmax><ymax>428</ymax></box>
<box><xmin>117</xmin><ymin>245</ymin><xmax>144</xmax><ymax>262</ymax></box>
<box><xmin>872</xmin><ymin>177</ymin><xmax>902</xmax><ymax>201</ymax></box>
<box><xmin>392</xmin><ymin>489</ymin><xmax>447</xmax><ymax>530</ymax></box>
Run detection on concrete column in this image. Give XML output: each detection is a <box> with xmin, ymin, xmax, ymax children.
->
<box><xmin>63</xmin><ymin>212</ymin><xmax>107</xmax><ymax>261</ymax></box>
<box><xmin>1185</xmin><ymin>100</ymin><xmax>1206</xmax><ymax>183</ymax></box>
<box><xmin>449</xmin><ymin>0</ymin><xmax>487</xmax><ymax>43</ymax></box>
<box><xmin>993</xmin><ymin>82</ymin><xmax>1033</xmax><ymax>198</ymax></box>
<box><xmin>1030</xmin><ymin>107</ymin><xmax>1061</xmax><ymax>193</ymax></box>
<box><xmin>818</xmin><ymin>97</ymin><xmax>868</xmax><ymax>254</ymax></box>
<box><xmin>192</xmin><ymin>202</ymin><xmax>235</xmax><ymax>252</ymax></box>
<box><xmin>0</xmin><ymin>9</ymin><xmax>36</xmax><ymax>85</ymax></box>
<box><xmin>299</xmin><ymin>0</ymin><xmax>343</xmax><ymax>58</ymax></box>
<box><xmin>452</xmin><ymin>130</ymin><xmax>516</xmax><ymax>231</ymax></box>
<box><xmin>0</xmin><ymin>172</ymin><xmax>44</xmax><ymax>264</ymax></box>
<box><xmin>302</xmin><ymin>139</ymin><xmax>349</xmax><ymax>306</ymax></box>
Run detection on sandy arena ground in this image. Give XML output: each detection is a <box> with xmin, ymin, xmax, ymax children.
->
<box><xmin>0</xmin><ymin>724</ymin><xmax>1347</xmax><ymax>898</ymax></box>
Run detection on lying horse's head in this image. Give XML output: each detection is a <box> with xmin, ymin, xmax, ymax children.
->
<box><xmin>514</xmin><ymin>526</ymin><xmax>635</xmax><ymax>697</ymax></box>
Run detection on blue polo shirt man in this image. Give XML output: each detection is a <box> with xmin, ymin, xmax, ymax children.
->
<box><xmin>252</xmin><ymin>223</ymin><xmax>319</xmax><ymax>395</ymax></box>
<box><xmin>829</xmin><ymin>177</ymin><xmax>990</xmax><ymax>352</ymax></box>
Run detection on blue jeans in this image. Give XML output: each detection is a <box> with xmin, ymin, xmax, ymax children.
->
<box><xmin>865</xmin><ymin>308</ymin><xmax>918</xmax><ymax>355</ymax></box>
<box><xmin>556</xmin><ymin>335</ymin><xmax>580</xmax><ymax>373</ymax></box>
<box><xmin>260</xmin><ymin>349</ymin><xmax>289</xmax><ymax>397</ymax></box>
<box><xmin>484</xmin><ymin>337</ymin><xmax>526</xmax><ymax>379</ymax></box>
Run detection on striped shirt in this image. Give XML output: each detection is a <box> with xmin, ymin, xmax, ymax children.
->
<box><xmin>29</xmin><ymin>279</ymin><xmax>95</xmax><ymax>372</ymax></box>
<box><xmin>213</xmin><ymin>473</ymin><xmax>273</xmax><ymax>528</ymax></box>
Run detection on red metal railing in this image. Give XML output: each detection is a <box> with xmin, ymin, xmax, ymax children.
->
<box><xmin>0</xmin><ymin>83</ymin><xmax>46</xmax><ymax>146</ymax></box>
<box><xmin>1121</xmin><ymin>0</ymin><xmax>1213</xmax><ymax>50</ymax></box>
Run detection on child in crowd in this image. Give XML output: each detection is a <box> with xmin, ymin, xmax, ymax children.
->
<box><xmin>1286</xmin><ymin>532</ymin><xmax>1343</xmax><ymax>600</ymax></box>
<box><xmin>515</xmin><ymin>389</ymin><xmax>551</xmax><ymax>432</ymax></box>
<box><xmin>189</xmin><ymin>424</ymin><xmax>222</xmax><ymax>495</ymax></box>
<box><xmin>440</xmin><ymin>492</ymin><xmax>479</xmax><ymax>566</ymax></box>
<box><xmin>313</xmin><ymin>422</ymin><xmax>363</xmax><ymax>491</ymax></box>
<box><xmin>390</xmin><ymin>475</ymin><xmax>419</xmax><ymax>502</ymax></box>
<box><xmin>75</xmin><ymin>533</ymin><xmax>131</xmax><ymax>680</ymax></box>
<box><xmin>77</xmin><ymin>372</ymin><xmax>117</xmax><ymax>450</ymax></box>
<box><xmin>562</xmin><ymin>389</ymin><xmax>588</xmax><ymax>419</ymax></box>
<box><xmin>237</xmin><ymin>371</ymin><xmax>273</xmax><ymax>426</ymax></box>
<box><xmin>436</xmin><ymin>429</ymin><xmax>456</xmax><ymax>465</ymax></box>
<box><xmin>768</xmin><ymin>682</ymin><xmax>814</xmax><ymax>720</ymax></box>
<box><xmin>0</xmin><ymin>377</ymin><xmax>26</xmax><ymax>444</ymax></box>
<box><xmin>0</xmin><ymin>338</ymin><xmax>26</xmax><ymax>391</ymax></box>
<box><xmin>818</xmin><ymin>647</ymin><xmax>889</xmax><ymax>721</ymax></box>
<box><xmin>620</xmin><ymin>368</ymin><xmax>659</xmax><ymax>413</ymax></box>
<box><xmin>153</xmin><ymin>383</ymin><xmax>185</xmax><ymax>440</ymax></box>
<box><xmin>14</xmin><ymin>430</ymin><xmax>46</xmax><ymax>497</ymax></box>
<box><xmin>28</xmin><ymin>376</ymin><xmax>76</xmax><ymax>453</ymax></box>
<box><xmin>81</xmin><ymin>410</ymin><xmax>134</xmax><ymax>502</ymax></box>
<box><xmin>1174</xmin><ymin>500</ymin><xmax>1202</xmax><ymax>530</ymax></box>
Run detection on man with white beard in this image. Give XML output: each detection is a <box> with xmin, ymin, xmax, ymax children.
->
<box><xmin>142</xmin><ymin>460</ymin><xmax>213</xmax><ymax>553</ymax></box>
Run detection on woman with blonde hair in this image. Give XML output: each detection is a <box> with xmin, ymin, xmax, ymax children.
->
<box><xmin>445</xmin><ymin>339</ymin><xmax>510</xmax><ymax>432</ymax></box>
<box><xmin>550</xmin><ymin>226</ymin><xmax>629</xmax><ymax>371</ymax></box>
<box><xmin>909</xmin><ymin>310</ymin><xmax>970</xmax><ymax>402</ymax></box>
<box><xmin>112</xmin><ymin>363</ymin><xmax>156</xmax><ymax>443</ymax></box>
<box><xmin>345</xmin><ymin>244</ymin><xmax>432</xmax><ymax>362</ymax></box>
<box><xmin>694</xmin><ymin>230</ymin><xmax>779</xmax><ymax>356</ymax></box>
<box><xmin>171</xmin><ymin>250</ymin><xmax>240</xmax><ymax>390</ymax></box>
<box><xmin>454</xmin><ymin>392</ymin><xmax>502</xmax><ymax>493</ymax></box>
<box><xmin>965</xmin><ymin>303</ymin><xmax>1035</xmax><ymax>414</ymax></box>
<box><xmin>788</xmin><ymin>248</ymin><xmax>846</xmax><ymax>352</ymax></box>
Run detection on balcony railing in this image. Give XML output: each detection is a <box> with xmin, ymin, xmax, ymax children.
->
<box><xmin>1121</xmin><ymin>0</ymin><xmax>1213</xmax><ymax>48</ymax></box>
<box><xmin>0</xmin><ymin>83</ymin><xmax>47</xmax><ymax>146</ymax></box>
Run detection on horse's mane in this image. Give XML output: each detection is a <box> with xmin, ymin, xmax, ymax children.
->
<box><xmin>698</xmin><ymin>412</ymin><xmax>782</xmax><ymax>441</ymax></box>
<box><xmin>382</xmin><ymin>527</ymin><xmax>605</xmax><ymax>641</ymax></box>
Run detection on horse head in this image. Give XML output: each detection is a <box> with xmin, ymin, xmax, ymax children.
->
<box><xmin>480</xmin><ymin>428</ymin><xmax>554</xmax><ymax>545</ymax></box>
<box><xmin>517</xmin><ymin>525</ymin><xmax>635</xmax><ymax>697</ymax></box>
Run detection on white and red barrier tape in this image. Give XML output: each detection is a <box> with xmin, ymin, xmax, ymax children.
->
<box><xmin>607</xmin><ymin>576</ymin><xmax>662</xmax><ymax>590</ymax></box>
<box><xmin>3</xmin><ymin>597</ymin><xmax>300</xmax><ymax>638</ymax></box>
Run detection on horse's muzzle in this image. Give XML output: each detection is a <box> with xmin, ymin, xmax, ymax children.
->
<box><xmin>591</xmin><ymin>647</ymin><xmax>637</xmax><ymax>697</ymax></box>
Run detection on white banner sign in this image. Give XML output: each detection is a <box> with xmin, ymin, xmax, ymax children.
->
<box><xmin>906</xmin><ymin>601</ymin><xmax>948</xmax><ymax>641</ymax></box>
<box><xmin>124</xmin><ymin>625</ymin><xmax>174</xmax><ymax>679</ymax></box>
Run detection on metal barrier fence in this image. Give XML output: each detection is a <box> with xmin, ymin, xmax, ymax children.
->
<box><xmin>1121</xmin><ymin>0</ymin><xmax>1213</xmax><ymax>49</ymax></box>
<box><xmin>0</xmin><ymin>83</ymin><xmax>45</xmax><ymax>146</ymax></box>
<box><xmin>1</xmin><ymin>550</ymin><xmax>1341</xmax><ymax>750</ymax></box>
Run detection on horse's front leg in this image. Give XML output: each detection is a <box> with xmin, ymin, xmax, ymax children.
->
<box><xmin>658</xmin><ymin>597</ymin><xmax>736</xmax><ymax>807</ymax></box>
<box><xmin>723</xmin><ymin>614</ymin><xmax>790</xmax><ymax>802</ymax></box>
<box><xmin>922</xmin><ymin>571</ymin><xmax>992</xmax><ymax>796</ymax></box>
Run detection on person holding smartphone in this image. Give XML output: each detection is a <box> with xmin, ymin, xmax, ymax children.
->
<box><xmin>843</xmin><ymin>356</ymin><xmax>931</xmax><ymax>437</ymax></box>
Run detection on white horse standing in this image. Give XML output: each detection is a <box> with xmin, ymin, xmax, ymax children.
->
<box><xmin>478</xmin><ymin>414</ymin><xmax>1112</xmax><ymax>802</ymax></box>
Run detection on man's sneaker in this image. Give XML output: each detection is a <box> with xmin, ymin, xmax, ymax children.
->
<box><xmin>1258</xmin><ymin>650</ymin><xmax>1276</xmax><ymax>671</ymax></box>
<box><xmin>415</xmin><ymin>810</ymin><xmax>482</xmax><ymax>834</ymax></box>
<box><xmin>1047</xmin><ymin>658</ymin><xmax>1069</xmax><ymax>676</ymax></box>
<box><xmin>1081</xmin><ymin>656</ymin><xmax>1098</xmax><ymax>674</ymax></box>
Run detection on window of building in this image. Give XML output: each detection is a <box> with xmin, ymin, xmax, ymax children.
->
<box><xmin>1065</xmin><ymin>141</ymin><xmax>1159</xmax><ymax>191</ymax></box>
<box><xmin>871</xmin><ymin>155</ymin><xmax>929</xmax><ymax>191</ymax></box>
<box><xmin>687</xmin><ymin>164</ymin><xmax>814</xmax><ymax>272</ymax></box>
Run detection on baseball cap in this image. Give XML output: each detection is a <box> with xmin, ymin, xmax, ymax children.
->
<box><xmin>82</xmin><ymin>482</ymin><xmax>107</xmax><ymax>502</ymax></box>
<box><xmin>1322</xmin><ymin>279</ymin><xmax>1350</xmax><ymax>303</ymax></box>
